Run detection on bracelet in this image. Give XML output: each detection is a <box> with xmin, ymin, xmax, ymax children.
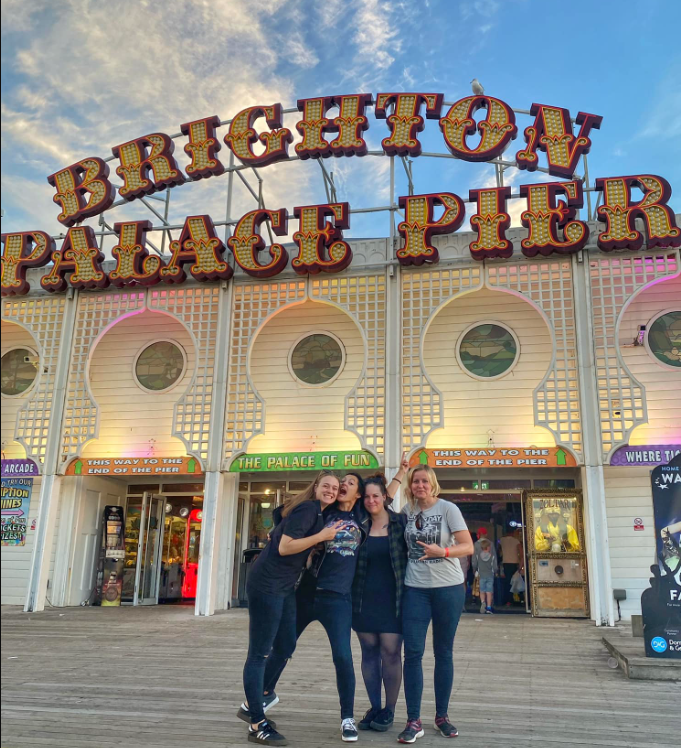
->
<box><xmin>394</xmin><ymin>478</ymin><xmax>402</xmax><ymax>484</ymax></box>
<box><xmin>444</xmin><ymin>547</ymin><xmax>450</xmax><ymax>558</ymax></box>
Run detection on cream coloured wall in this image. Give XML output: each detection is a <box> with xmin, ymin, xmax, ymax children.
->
<box><xmin>1</xmin><ymin>320</ymin><xmax>39</xmax><ymax>459</ymax></box>
<box><xmin>620</xmin><ymin>274</ymin><xmax>681</xmax><ymax>446</ymax></box>
<box><xmin>604</xmin><ymin>466</ymin><xmax>655</xmax><ymax>619</ymax></box>
<box><xmin>79</xmin><ymin>310</ymin><xmax>195</xmax><ymax>458</ymax></box>
<box><xmin>423</xmin><ymin>287</ymin><xmax>555</xmax><ymax>448</ymax></box>
<box><xmin>247</xmin><ymin>300</ymin><xmax>364</xmax><ymax>454</ymax></box>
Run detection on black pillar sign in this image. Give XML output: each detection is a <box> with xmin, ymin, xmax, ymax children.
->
<box><xmin>95</xmin><ymin>505</ymin><xmax>126</xmax><ymax>607</ymax></box>
<box><xmin>641</xmin><ymin>454</ymin><xmax>681</xmax><ymax>658</ymax></box>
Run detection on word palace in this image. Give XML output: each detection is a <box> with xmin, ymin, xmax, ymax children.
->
<box><xmin>2</xmin><ymin>91</ymin><xmax>680</xmax><ymax>296</ymax></box>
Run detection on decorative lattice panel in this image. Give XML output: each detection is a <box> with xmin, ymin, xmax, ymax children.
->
<box><xmin>2</xmin><ymin>295</ymin><xmax>65</xmax><ymax>466</ymax></box>
<box><xmin>311</xmin><ymin>274</ymin><xmax>387</xmax><ymax>457</ymax></box>
<box><xmin>401</xmin><ymin>266</ymin><xmax>484</xmax><ymax>452</ymax></box>
<box><xmin>589</xmin><ymin>251</ymin><xmax>680</xmax><ymax>460</ymax></box>
<box><xmin>61</xmin><ymin>291</ymin><xmax>146</xmax><ymax>463</ymax></box>
<box><xmin>149</xmin><ymin>286</ymin><xmax>219</xmax><ymax>463</ymax></box>
<box><xmin>224</xmin><ymin>280</ymin><xmax>307</xmax><ymax>462</ymax></box>
<box><xmin>488</xmin><ymin>260</ymin><xmax>583</xmax><ymax>460</ymax></box>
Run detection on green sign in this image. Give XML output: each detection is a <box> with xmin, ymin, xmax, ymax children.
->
<box><xmin>229</xmin><ymin>450</ymin><xmax>380</xmax><ymax>473</ymax></box>
<box><xmin>472</xmin><ymin>481</ymin><xmax>489</xmax><ymax>490</ymax></box>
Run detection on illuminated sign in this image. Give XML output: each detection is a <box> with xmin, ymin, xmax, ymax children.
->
<box><xmin>411</xmin><ymin>447</ymin><xmax>577</xmax><ymax>469</ymax></box>
<box><xmin>64</xmin><ymin>456</ymin><xmax>202</xmax><ymax>476</ymax></box>
<box><xmin>2</xmin><ymin>90</ymin><xmax>680</xmax><ymax>297</ymax></box>
<box><xmin>229</xmin><ymin>450</ymin><xmax>379</xmax><ymax>472</ymax></box>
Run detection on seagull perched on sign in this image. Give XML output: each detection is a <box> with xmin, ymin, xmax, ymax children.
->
<box><xmin>471</xmin><ymin>78</ymin><xmax>484</xmax><ymax>95</ymax></box>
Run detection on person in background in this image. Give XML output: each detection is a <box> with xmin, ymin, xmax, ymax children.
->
<box><xmin>263</xmin><ymin>472</ymin><xmax>367</xmax><ymax>743</ymax></box>
<box><xmin>472</xmin><ymin>527</ymin><xmax>497</xmax><ymax>613</ymax></box>
<box><xmin>352</xmin><ymin>474</ymin><xmax>407</xmax><ymax>733</ymax></box>
<box><xmin>472</xmin><ymin>538</ymin><xmax>497</xmax><ymax>614</ymax></box>
<box><xmin>398</xmin><ymin>465</ymin><xmax>474</xmax><ymax>743</ymax></box>
<box><xmin>499</xmin><ymin>527</ymin><xmax>522</xmax><ymax>606</ymax></box>
<box><xmin>239</xmin><ymin>471</ymin><xmax>344</xmax><ymax>746</ymax></box>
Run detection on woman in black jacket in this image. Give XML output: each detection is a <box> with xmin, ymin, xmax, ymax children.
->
<box><xmin>239</xmin><ymin>471</ymin><xmax>343</xmax><ymax>746</ymax></box>
<box><xmin>263</xmin><ymin>472</ymin><xmax>367</xmax><ymax>743</ymax></box>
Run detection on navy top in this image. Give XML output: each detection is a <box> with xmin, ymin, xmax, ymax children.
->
<box><xmin>316</xmin><ymin>508</ymin><xmax>361</xmax><ymax>595</ymax></box>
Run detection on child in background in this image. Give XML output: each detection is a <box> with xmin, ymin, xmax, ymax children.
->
<box><xmin>472</xmin><ymin>538</ymin><xmax>497</xmax><ymax>614</ymax></box>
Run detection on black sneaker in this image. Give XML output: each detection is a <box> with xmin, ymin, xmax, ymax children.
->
<box><xmin>341</xmin><ymin>717</ymin><xmax>359</xmax><ymax>742</ymax></box>
<box><xmin>397</xmin><ymin>720</ymin><xmax>424</xmax><ymax>743</ymax></box>
<box><xmin>238</xmin><ymin>692</ymin><xmax>279</xmax><ymax>725</ymax></box>
<box><xmin>358</xmin><ymin>707</ymin><xmax>380</xmax><ymax>730</ymax></box>
<box><xmin>434</xmin><ymin>716</ymin><xmax>458</xmax><ymax>738</ymax></box>
<box><xmin>248</xmin><ymin>720</ymin><xmax>287</xmax><ymax>745</ymax></box>
<box><xmin>370</xmin><ymin>708</ymin><xmax>394</xmax><ymax>731</ymax></box>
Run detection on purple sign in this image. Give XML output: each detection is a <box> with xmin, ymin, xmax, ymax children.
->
<box><xmin>610</xmin><ymin>445</ymin><xmax>681</xmax><ymax>467</ymax></box>
<box><xmin>1</xmin><ymin>459</ymin><xmax>39</xmax><ymax>477</ymax></box>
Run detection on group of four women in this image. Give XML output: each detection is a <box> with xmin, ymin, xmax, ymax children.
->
<box><xmin>240</xmin><ymin>460</ymin><xmax>474</xmax><ymax>745</ymax></box>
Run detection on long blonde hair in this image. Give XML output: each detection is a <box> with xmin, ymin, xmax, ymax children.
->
<box><xmin>281</xmin><ymin>470</ymin><xmax>339</xmax><ymax>518</ymax></box>
<box><xmin>403</xmin><ymin>465</ymin><xmax>441</xmax><ymax>511</ymax></box>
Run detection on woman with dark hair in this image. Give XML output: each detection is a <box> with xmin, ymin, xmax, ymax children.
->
<box><xmin>239</xmin><ymin>471</ymin><xmax>344</xmax><ymax>746</ymax></box>
<box><xmin>263</xmin><ymin>472</ymin><xmax>367</xmax><ymax>742</ymax></box>
<box><xmin>352</xmin><ymin>473</ymin><xmax>407</xmax><ymax>733</ymax></box>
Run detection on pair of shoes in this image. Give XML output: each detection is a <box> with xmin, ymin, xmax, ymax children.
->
<box><xmin>248</xmin><ymin>719</ymin><xmax>287</xmax><ymax>745</ymax></box>
<box><xmin>397</xmin><ymin>719</ymin><xmax>425</xmax><ymax>743</ymax></box>
<box><xmin>485</xmin><ymin>606</ymin><xmax>494</xmax><ymax>615</ymax></box>
<box><xmin>238</xmin><ymin>692</ymin><xmax>279</xmax><ymax>725</ymax></box>
<box><xmin>358</xmin><ymin>707</ymin><xmax>380</xmax><ymax>730</ymax></box>
<box><xmin>434</xmin><ymin>716</ymin><xmax>458</xmax><ymax>738</ymax></box>
<box><xmin>341</xmin><ymin>717</ymin><xmax>359</xmax><ymax>742</ymax></box>
<box><xmin>371</xmin><ymin>708</ymin><xmax>394</xmax><ymax>731</ymax></box>
<box><xmin>479</xmin><ymin>602</ymin><xmax>486</xmax><ymax>613</ymax></box>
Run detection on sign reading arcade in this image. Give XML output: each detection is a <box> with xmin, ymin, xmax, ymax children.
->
<box><xmin>2</xmin><ymin>91</ymin><xmax>680</xmax><ymax>297</ymax></box>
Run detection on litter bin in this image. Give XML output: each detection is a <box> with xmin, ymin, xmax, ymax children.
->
<box><xmin>239</xmin><ymin>548</ymin><xmax>263</xmax><ymax>606</ymax></box>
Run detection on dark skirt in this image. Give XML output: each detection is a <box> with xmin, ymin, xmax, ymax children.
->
<box><xmin>352</xmin><ymin>535</ymin><xmax>401</xmax><ymax>634</ymax></box>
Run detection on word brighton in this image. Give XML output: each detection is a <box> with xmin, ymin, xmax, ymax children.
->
<box><xmin>2</xmin><ymin>92</ymin><xmax>680</xmax><ymax>296</ymax></box>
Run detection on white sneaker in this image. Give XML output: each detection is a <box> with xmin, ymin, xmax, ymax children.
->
<box><xmin>341</xmin><ymin>718</ymin><xmax>359</xmax><ymax>742</ymax></box>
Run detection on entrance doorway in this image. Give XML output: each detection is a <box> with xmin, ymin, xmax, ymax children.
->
<box><xmin>121</xmin><ymin>482</ymin><xmax>204</xmax><ymax>605</ymax></box>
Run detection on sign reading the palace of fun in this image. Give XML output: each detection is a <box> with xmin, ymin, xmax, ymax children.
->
<box><xmin>229</xmin><ymin>450</ymin><xmax>379</xmax><ymax>472</ymax></box>
<box><xmin>2</xmin><ymin>91</ymin><xmax>680</xmax><ymax>297</ymax></box>
<box><xmin>411</xmin><ymin>447</ymin><xmax>577</xmax><ymax>468</ymax></box>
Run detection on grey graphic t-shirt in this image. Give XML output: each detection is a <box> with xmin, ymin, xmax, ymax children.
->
<box><xmin>403</xmin><ymin>499</ymin><xmax>468</xmax><ymax>588</ymax></box>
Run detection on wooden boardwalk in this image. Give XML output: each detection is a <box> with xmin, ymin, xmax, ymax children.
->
<box><xmin>1</xmin><ymin>605</ymin><xmax>679</xmax><ymax>747</ymax></box>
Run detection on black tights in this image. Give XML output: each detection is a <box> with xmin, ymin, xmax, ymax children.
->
<box><xmin>356</xmin><ymin>632</ymin><xmax>403</xmax><ymax>712</ymax></box>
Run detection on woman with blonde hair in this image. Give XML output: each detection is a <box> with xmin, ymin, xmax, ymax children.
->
<box><xmin>239</xmin><ymin>471</ymin><xmax>344</xmax><ymax>746</ymax></box>
<box><xmin>397</xmin><ymin>464</ymin><xmax>474</xmax><ymax>743</ymax></box>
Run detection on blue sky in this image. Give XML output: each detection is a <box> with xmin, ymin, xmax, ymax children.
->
<box><xmin>1</xmin><ymin>0</ymin><xmax>680</xmax><ymax>245</ymax></box>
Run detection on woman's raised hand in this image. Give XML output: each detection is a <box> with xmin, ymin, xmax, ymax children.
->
<box><xmin>400</xmin><ymin>451</ymin><xmax>409</xmax><ymax>472</ymax></box>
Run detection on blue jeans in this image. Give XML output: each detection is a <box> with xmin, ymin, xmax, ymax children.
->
<box><xmin>402</xmin><ymin>584</ymin><xmax>465</xmax><ymax>720</ymax></box>
<box><xmin>265</xmin><ymin>589</ymin><xmax>355</xmax><ymax>718</ymax></box>
<box><xmin>243</xmin><ymin>585</ymin><xmax>297</xmax><ymax>724</ymax></box>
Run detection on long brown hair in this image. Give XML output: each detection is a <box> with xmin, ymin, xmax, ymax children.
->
<box><xmin>281</xmin><ymin>470</ymin><xmax>339</xmax><ymax>518</ymax></box>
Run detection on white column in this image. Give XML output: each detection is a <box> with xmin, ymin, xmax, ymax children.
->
<box><xmin>572</xmin><ymin>253</ymin><xmax>615</xmax><ymax>626</ymax></box>
<box><xmin>24</xmin><ymin>289</ymin><xmax>79</xmax><ymax>613</ymax></box>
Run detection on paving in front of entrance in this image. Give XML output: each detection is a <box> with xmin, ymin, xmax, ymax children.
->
<box><xmin>1</xmin><ymin>605</ymin><xmax>679</xmax><ymax>748</ymax></box>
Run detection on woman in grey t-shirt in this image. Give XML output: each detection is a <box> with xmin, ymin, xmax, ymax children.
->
<box><xmin>398</xmin><ymin>465</ymin><xmax>473</xmax><ymax>743</ymax></box>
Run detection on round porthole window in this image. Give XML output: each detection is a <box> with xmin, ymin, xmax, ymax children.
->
<box><xmin>1</xmin><ymin>348</ymin><xmax>39</xmax><ymax>397</ymax></box>
<box><xmin>645</xmin><ymin>310</ymin><xmax>681</xmax><ymax>369</ymax></box>
<box><xmin>289</xmin><ymin>333</ymin><xmax>345</xmax><ymax>386</ymax></box>
<box><xmin>134</xmin><ymin>340</ymin><xmax>186</xmax><ymax>392</ymax></box>
<box><xmin>456</xmin><ymin>322</ymin><xmax>519</xmax><ymax>380</ymax></box>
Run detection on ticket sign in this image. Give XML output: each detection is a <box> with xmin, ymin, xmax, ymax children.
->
<box><xmin>65</xmin><ymin>456</ymin><xmax>202</xmax><ymax>476</ymax></box>
<box><xmin>229</xmin><ymin>450</ymin><xmax>379</xmax><ymax>472</ymax></box>
<box><xmin>411</xmin><ymin>447</ymin><xmax>577</xmax><ymax>468</ymax></box>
